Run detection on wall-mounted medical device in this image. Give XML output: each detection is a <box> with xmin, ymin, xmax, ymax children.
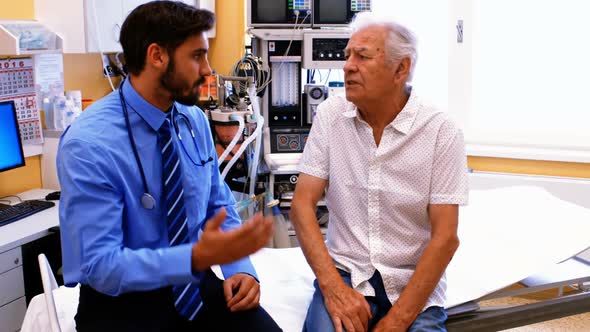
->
<box><xmin>247</xmin><ymin>0</ymin><xmax>312</xmax><ymax>28</ymax></box>
<box><xmin>269</xmin><ymin>127</ymin><xmax>309</xmax><ymax>153</ymax></box>
<box><xmin>303</xmin><ymin>31</ymin><xmax>350</xmax><ymax>69</ymax></box>
<box><xmin>304</xmin><ymin>84</ymin><xmax>327</xmax><ymax>124</ymax></box>
<box><xmin>267</xmin><ymin>39</ymin><xmax>303</xmax><ymax>127</ymax></box>
<box><xmin>247</xmin><ymin>0</ymin><xmax>371</xmax><ymax>28</ymax></box>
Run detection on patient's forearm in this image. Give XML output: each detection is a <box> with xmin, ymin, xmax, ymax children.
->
<box><xmin>290</xmin><ymin>205</ymin><xmax>343</xmax><ymax>290</ymax></box>
<box><xmin>389</xmin><ymin>235</ymin><xmax>459</xmax><ymax>326</ymax></box>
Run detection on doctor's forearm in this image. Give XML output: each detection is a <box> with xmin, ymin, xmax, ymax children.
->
<box><xmin>84</xmin><ymin>244</ymin><xmax>196</xmax><ymax>296</ymax></box>
<box><xmin>389</xmin><ymin>235</ymin><xmax>460</xmax><ymax>326</ymax></box>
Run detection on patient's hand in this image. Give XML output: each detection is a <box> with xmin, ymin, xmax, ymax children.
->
<box><xmin>223</xmin><ymin>273</ymin><xmax>260</xmax><ymax>312</ymax></box>
<box><xmin>191</xmin><ymin>208</ymin><xmax>274</xmax><ymax>271</ymax></box>
<box><xmin>323</xmin><ymin>282</ymin><xmax>372</xmax><ymax>332</ymax></box>
<box><xmin>371</xmin><ymin>312</ymin><xmax>408</xmax><ymax>332</ymax></box>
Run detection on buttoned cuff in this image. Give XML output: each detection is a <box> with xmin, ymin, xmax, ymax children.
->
<box><xmin>159</xmin><ymin>244</ymin><xmax>197</xmax><ymax>285</ymax></box>
<box><xmin>221</xmin><ymin>256</ymin><xmax>258</xmax><ymax>281</ymax></box>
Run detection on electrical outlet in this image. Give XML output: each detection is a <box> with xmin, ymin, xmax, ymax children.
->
<box><xmin>102</xmin><ymin>54</ymin><xmax>118</xmax><ymax>77</ymax></box>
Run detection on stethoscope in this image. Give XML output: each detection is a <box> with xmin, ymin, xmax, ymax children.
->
<box><xmin>119</xmin><ymin>79</ymin><xmax>213</xmax><ymax>210</ymax></box>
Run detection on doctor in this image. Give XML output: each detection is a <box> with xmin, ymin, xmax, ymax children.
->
<box><xmin>57</xmin><ymin>2</ymin><xmax>280</xmax><ymax>331</ymax></box>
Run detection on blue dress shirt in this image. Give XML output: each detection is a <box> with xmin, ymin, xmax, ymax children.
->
<box><xmin>57</xmin><ymin>80</ymin><xmax>257</xmax><ymax>296</ymax></box>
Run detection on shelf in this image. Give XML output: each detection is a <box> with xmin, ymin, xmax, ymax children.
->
<box><xmin>0</xmin><ymin>20</ymin><xmax>63</xmax><ymax>56</ymax></box>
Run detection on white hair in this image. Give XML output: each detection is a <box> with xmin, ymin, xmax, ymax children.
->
<box><xmin>350</xmin><ymin>11</ymin><xmax>418</xmax><ymax>82</ymax></box>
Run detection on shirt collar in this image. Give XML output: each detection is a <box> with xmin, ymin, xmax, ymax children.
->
<box><xmin>342</xmin><ymin>87</ymin><xmax>420</xmax><ymax>135</ymax></box>
<box><xmin>121</xmin><ymin>78</ymin><xmax>168</xmax><ymax>132</ymax></box>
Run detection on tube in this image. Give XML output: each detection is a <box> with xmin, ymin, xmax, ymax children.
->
<box><xmin>217</xmin><ymin>115</ymin><xmax>245</xmax><ymax>165</ymax></box>
<box><xmin>247</xmin><ymin>84</ymin><xmax>263</xmax><ymax>197</ymax></box>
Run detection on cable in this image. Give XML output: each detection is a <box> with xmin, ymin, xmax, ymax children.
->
<box><xmin>324</xmin><ymin>69</ymin><xmax>332</xmax><ymax>85</ymax></box>
<box><xmin>247</xmin><ymin>84</ymin><xmax>263</xmax><ymax>197</ymax></box>
<box><xmin>220</xmin><ymin>85</ymin><xmax>264</xmax><ymax>182</ymax></box>
<box><xmin>257</xmin><ymin>10</ymin><xmax>310</xmax><ymax>93</ymax></box>
<box><xmin>231</xmin><ymin>55</ymin><xmax>269</xmax><ymax>95</ymax></box>
<box><xmin>0</xmin><ymin>195</ymin><xmax>23</xmax><ymax>203</ymax></box>
<box><xmin>91</xmin><ymin>0</ymin><xmax>116</xmax><ymax>91</ymax></box>
<box><xmin>114</xmin><ymin>52</ymin><xmax>127</xmax><ymax>78</ymax></box>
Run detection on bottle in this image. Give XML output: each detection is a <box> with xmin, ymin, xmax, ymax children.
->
<box><xmin>53</xmin><ymin>94</ymin><xmax>66</xmax><ymax>130</ymax></box>
<box><xmin>270</xmin><ymin>203</ymin><xmax>291</xmax><ymax>248</ymax></box>
<box><xmin>63</xmin><ymin>97</ymin><xmax>76</xmax><ymax>127</ymax></box>
<box><xmin>66</xmin><ymin>90</ymin><xmax>82</xmax><ymax>111</ymax></box>
<box><xmin>43</xmin><ymin>97</ymin><xmax>54</xmax><ymax>129</ymax></box>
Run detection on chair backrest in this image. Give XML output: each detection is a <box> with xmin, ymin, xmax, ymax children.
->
<box><xmin>37</xmin><ymin>253</ymin><xmax>62</xmax><ymax>332</ymax></box>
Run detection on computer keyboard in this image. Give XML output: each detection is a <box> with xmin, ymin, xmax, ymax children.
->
<box><xmin>0</xmin><ymin>200</ymin><xmax>56</xmax><ymax>227</ymax></box>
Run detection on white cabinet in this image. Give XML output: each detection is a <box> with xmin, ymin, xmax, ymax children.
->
<box><xmin>83</xmin><ymin>0</ymin><xmax>125</xmax><ymax>54</ymax></box>
<box><xmin>0</xmin><ymin>247</ymin><xmax>26</xmax><ymax>332</ymax></box>
<box><xmin>34</xmin><ymin>0</ymin><xmax>215</xmax><ymax>53</ymax></box>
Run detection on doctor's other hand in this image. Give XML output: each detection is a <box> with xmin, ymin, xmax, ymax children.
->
<box><xmin>191</xmin><ymin>208</ymin><xmax>273</xmax><ymax>271</ymax></box>
<box><xmin>323</xmin><ymin>282</ymin><xmax>372</xmax><ymax>332</ymax></box>
<box><xmin>224</xmin><ymin>273</ymin><xmax>260</xmax><ymax>312</ymax></box>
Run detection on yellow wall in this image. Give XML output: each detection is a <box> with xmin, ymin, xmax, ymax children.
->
<box><xmin>208</xmin><ymin>0</ymin><xmax>246</xmax><ymax>75</ymax></box>
<box><xmin>63</xmin><ymin>54</ymin><xmax>120</xmax><ymax>101</ymax></box>
<box><xmin>0</xmin><ymin>157</ymin><xmax>42</xmax><ymax>197</ymax></box>
<box><xmin>0</xmin><ymin>0</ymin><xmax>34</xmax><ymax>19</ymax></box>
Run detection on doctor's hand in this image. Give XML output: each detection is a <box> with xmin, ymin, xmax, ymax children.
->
<box><xmin>323</xmin><ymin>282</ymin><xmax>372</xmax><ymax>332</ymax></box>
<box><xmin>191</xmin><ymin>208</ymin><xmax>273</xmax><ymax>271</ymax></box>
<box><xmin>223</xmin><ymin>273</ymin><xmax>260</xmax><ymax>312</ymax></box>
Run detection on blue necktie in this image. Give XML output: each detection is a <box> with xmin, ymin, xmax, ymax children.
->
<box><xmin>158</xmin><ymin>114</ymin><xmax>203</xmax><ymax>320</ymax></box>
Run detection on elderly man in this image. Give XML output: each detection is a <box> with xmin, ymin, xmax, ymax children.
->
<box><xmin>289</xmin><ymin>12</ymin><xmax>469</xmax><ymax>332</ymax></box>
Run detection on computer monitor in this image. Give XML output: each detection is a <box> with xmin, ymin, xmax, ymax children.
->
<box><xmin>313</xmin><ymin>0</ymin><xmax>372</xmax><ymax>27</ymax></box>
<box><xmin>0</xmin><ymin>101</ymin><xmax>25</xmax><ymax>172</ymax></box>
<box><xmin>247</xmin><ymin>0</ymin><xmax>312</xmax><ymax>28</ymax></box>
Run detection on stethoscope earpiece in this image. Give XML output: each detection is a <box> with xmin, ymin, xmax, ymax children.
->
<box><xmin>200</xmin><ymin>156</ymin><xmax>214</xmax><ymax>165</ymax></box>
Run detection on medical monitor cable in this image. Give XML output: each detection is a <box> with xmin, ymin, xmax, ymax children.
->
<box><xmin>91</xmin><ymin>0</ymin><xmax>116</xmax><ymax>92</ymax></box>
<box><xmin>257</xmin><ymin>10</ymin><xmax>310</xmax><ymax>93</ymax></box>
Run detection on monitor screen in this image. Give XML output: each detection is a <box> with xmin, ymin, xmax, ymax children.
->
<box><xmin>255</xmin><ymin>0</ymin><xmax>288</xmax><ymax>23</ymax></box>
<box><xmin>314</xmin><ymin>0</ymin><xmax>371</xmax><ymax>26</ymax></box>
<box><xmin>0</xmin><ymin>101</ymin><xmax>25</xmax><ymax>172</ymax></box>
<box><xmin>250</xmin><ymin>0</ymin><xmax>312</xmax><ymax>26</ymax></box>
<box><xmin>317</xmin><ymin>0</ymin><xmax>348</xmax><ymax>23</ymax></box>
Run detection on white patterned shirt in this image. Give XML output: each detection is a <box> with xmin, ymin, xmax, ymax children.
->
<box><xmin>297</xmin><ymin>90</ymin><xmax>469</xmax><ymax>310</ymax></box>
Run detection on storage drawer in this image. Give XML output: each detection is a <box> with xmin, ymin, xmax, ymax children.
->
<box><xmin>0</xmin><ymin>267</ymin><xmax>25</xmax><ymax>306</ymax></box>
<box><xmin>0</xmin><ymin>247</ymin><xmax>22</xmax><ymax>274</ymax></box>
<box><xmin>0</xmin><ymin>297</ymin><xmax>27</xmax><ymax>332</ymax></box>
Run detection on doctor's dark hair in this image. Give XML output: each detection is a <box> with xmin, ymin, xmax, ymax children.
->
<box><xmin>119</xmin><ymin>1</ymin><xmax>215</xmax><ymax>75</ymax></box>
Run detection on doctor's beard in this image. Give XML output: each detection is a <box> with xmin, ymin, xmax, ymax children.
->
<box><xmin>160</xmin><ymin>58</ymin><xmax>206</xmax><ymax>106</ymax></box>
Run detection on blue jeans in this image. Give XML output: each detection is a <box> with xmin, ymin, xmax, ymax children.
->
<box><xmin>303</xmin><ymin>269</ymin><xmax>447</xmax><ymax>332</ymax></box>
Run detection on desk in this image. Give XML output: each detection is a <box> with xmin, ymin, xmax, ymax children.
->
<box><xmin>0</xmin><ymin>189</ymin><xmax>58</xmax><ymax>332</ymax></box>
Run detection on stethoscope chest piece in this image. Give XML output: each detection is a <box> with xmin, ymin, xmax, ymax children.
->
<box><xmin>141</xmin><ymin>193</ymin><xmax>156</xmax><ymax>210</ymax></box>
